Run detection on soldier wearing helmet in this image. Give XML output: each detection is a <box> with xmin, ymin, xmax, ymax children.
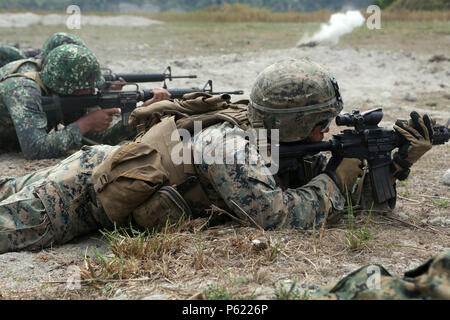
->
<box><xmin>0</xmin><ymin>44</ymin><xmax>115</xmax><ymax>159</ymax></box>
<box><xmin>248</xmin><ymin>58</ymin><xmax>342</xmax><ymax>143</ymax></box>
<box><xmin>0</xmin><ymin>45</ymin><xmax>26</xmax><ymax>68</ymax></box>
<box><xmin>0</xmin><ymin>33</ymin><xmax>85</xmax><ymax>69</ymax></box>
<box><xmin>191</xmin><ymin>58</ymin><xmax>352</xmax><ymax>229</ymax></box>
<box><xmin>40</xmin><ymin>32</ymin><xmax>86</xmax><ymax>66</ymax></box>
<box><xmin>0</xmin><ymin>43</ymin><xmax>169</xmax><ymax>159</ymax></box>
<box><xmin>190</xmin><ymin>58</ymin><xmax>431</xmax><ymax>229</ymax></box>
<box><xmin>0</xmin><ymin>58</ymin><xmax>433</xmax><ymax>252</ymax></box>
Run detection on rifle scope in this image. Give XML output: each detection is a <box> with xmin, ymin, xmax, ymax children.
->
<box><xmin>336</xmin><ymin>108</ymin><xmax>383</xmax><ymax>128</ymax></box>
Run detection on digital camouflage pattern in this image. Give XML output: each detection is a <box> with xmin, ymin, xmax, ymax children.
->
<box><xmin>192</xmin><ymin>122</ymin><xmax>345</xmax><ymax>229</ymax></box>
<box><xmin>0</xmin><ymin>45</ymin><xmax>26</xmax><ymax>68</ymax></box>
<box><xmin>0</xmin><ymin>145</ymin><xmax>117</xmax><ymax>253</ymax></box>
<box><xmin>0</xmin><ymin>59</ymin><xmax>85</xmax><ymax>158</ymax></box>
<box><xmin>41</xmin><ymin>44</ymin><xmax>104</xmax><ymax>95</ymax></box>
<box><xmin>0</xmin><ymin>47</ymin><xmax>129</xmax><ymax>159</ymax></box>
<box><xmin>41</xmin><ymin>32</ymin><xmax>86</xmax><ymax>66</ymax></box>
<box><xmin>312</xmin><ymin>250</ymin><xmax>450</xmax><ymax>299</ymax></box>
<box><xmin>0</xmin><ymin>120</ymin><xmax>345</xmax><ymax>253</ymax></box>
<box><xmin>248</xmin><ymin>58</ymin><xmax>343</xmax><ymax>142</ymax></box>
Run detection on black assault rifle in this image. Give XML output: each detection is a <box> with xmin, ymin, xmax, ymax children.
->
<box><xmin>277</xmin><ymin>108</ymin><xmax>449</xmax><ymax>204</ymax></box>
<box><xmin>101</xmin><ymin>66</ymin><xmax>197</xmax><ymax>87</ymax></box>
<box><xmin>40</xmin><ymin>80</ymin><xmax>244</xmax><ymax>126</ymax></box>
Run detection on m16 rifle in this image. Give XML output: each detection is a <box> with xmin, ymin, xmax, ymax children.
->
<box><xmin>101</xmin><ymin>66</ymin><xmax>197</xmax><ymax>87</ymax></box>
<box><xmin>278</xmin><ymin>108</ymin><xmax>449</xmax><ymax>204</ymax></box>
<box><xmin>40</xmin><ymin>80</ymin><xmax>244</xmax><ymax>126</ymax></box>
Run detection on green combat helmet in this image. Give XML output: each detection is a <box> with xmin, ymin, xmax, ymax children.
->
<box><xmin>40</xmin><ymin>44</ymin><xmax>104</xmax><ymax>95</ymax></box>
<box><xmin>41</xmin><ymin>32</ymin><xmax>86</xmax><ymax>65</ymax></box>
<box><xmin>248</xmin><ymin>58</ymin><xmax>343</xmax><ymax>142</ymax></box>
<box><xmin>0</xmin><ymin>45</ymin><xmax>26</xmax><ymax>68</ymax></box>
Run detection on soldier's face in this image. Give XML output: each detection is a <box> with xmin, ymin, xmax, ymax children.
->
<box><xmin>307</xmin><ymin>125</ymin><xmax>330</xmax><ymax>142</ymax></box>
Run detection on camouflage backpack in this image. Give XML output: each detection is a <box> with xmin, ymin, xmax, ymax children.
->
<box><xmin>92</xmin><ymin>93</ymin><xmax>250</xmax><ymax>230</ymax></box>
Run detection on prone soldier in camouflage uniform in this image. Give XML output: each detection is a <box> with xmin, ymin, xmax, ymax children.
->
<box><xmin>0</xmin><ymin>59</ymin><xmax>434</xmax><ymax>253</ymax></box>
<box><xmin>0</xmin><ymin>33</ymin><xmax>171</xmax><ymax>158</ymax></box>
<box><xmin>0</xmin><ymin>44</ymin><xmax>127</xmax><ymax>159</ymax></box>
<box><xmin>0</xmin><ymin>45</ymin><xmax>26</xmax><ymax>68</ymax></box>
<box><xmin>0</xmin><ymin>33</ymin><xmax>86</xmax><ymax>69</ymax></box>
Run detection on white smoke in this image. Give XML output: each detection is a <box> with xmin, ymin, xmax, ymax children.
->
<box><xmin>298</xmin><ymin>10</ymin><xmax>365</xmax><ymax>46</ymax></box>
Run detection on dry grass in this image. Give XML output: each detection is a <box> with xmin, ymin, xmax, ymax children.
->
<box><xmin>36</xmin><ymin>207</ymin><xmax>447</xmax><ymax>300</ymax></box>
<box><xmin>75</xmin><ymin>217</ymin><xmax>291</xmax><ymax>299</ymax></box>
<box><xmin>150</xmin><ymin>4</ymin><xmax>333</xmax><ymax>23</ymax></box>
<box><xmin>376</xmin><ymin>9</ymin><xmax>449</xmax><ymax>21</ymax></box>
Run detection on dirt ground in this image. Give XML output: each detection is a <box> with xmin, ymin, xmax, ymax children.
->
<box><xmin>0</xmin><ymin>16</ymin><xmax>449</xmax><ymax>300</ymax></box>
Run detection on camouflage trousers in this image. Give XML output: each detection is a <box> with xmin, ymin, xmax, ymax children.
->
<box><xmin>0</xmin><ymin>145</ymin><xmax>117</xmax><ymax>253</ymax></box>
<box><xmin>312</xmin><ymin>250</ymin><xmax>450</xmax><ymax>300</ymax></box>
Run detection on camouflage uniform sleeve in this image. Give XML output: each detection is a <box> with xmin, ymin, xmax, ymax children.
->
<box><xmin>3</xmin><ymin>78</ymin><xmax>83</xmax><ymax>159</ymax></box>
<box><xmin>193</xmin><ymin>123</ymin><xmax>345</xmax><ymax>230</ymax></box>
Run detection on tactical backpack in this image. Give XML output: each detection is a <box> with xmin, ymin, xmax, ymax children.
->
<box><xmin>92</xmin><ymin>92</ymin><xmax>250</xmax><ymax>229</ymax></box>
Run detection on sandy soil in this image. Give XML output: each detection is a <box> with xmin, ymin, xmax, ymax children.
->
<box><xmin>0</xmin><ymin>21</ymin><xmax>449</xmax><ymax>300</ymax></box>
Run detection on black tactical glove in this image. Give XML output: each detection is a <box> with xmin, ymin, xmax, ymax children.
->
<box><xmin>325</xmin><ymin>157</ymin><xmax>364</xmax><ymax>194</ymax></box>
<box><xmin>393</xmin><ymin>111</ymin><xmax>433</xmax><ymax>170</ymax></box>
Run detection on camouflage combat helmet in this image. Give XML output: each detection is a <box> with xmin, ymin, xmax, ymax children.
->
<box><xmin>41</xmin><ymin>32</ymin><xmax>86</xmax><ymax>65</ymax></box>
<box><xmin>0</xmin><ymin>45</ymin><xmax>26</xmax><ymax>68</ymax></box>
<box><xmin>248</xmin><ymin>58</ymin><xmax>343</xmax><ymax>142</ymax></box>
<box><xmin>40</xmin><ymin>44</ymin><xmax>104</xmax><ymax>95</ymax></box>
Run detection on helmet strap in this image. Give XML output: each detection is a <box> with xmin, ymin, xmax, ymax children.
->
<box><xmin>330</xmin><ymin>76</ymin><xmax>343</xmax><ymax>110</ymax></box>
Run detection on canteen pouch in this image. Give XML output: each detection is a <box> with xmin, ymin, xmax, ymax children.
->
<box><xmin>132</xmin><ymin>185</ymin><xmax>191</xmax><ymax>230</ymax></box>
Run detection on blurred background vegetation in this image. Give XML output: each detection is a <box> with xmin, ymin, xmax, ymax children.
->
<box><xmin>1</xmin><ymin>0</ymin><xmax>448</xmax><ymax>12</ymax></box>
<box><xmin>0</xmin><ymin>0</ymin><xmax>371</xmax><ymax>12</ymax></box>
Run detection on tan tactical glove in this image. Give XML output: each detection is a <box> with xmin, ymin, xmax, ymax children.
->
<box><xmin>393</xmin><ymin>111</ymin><xmax>433</xmax><ymax>169</ymax></box>
<box><xmin>325</xmin><ymin>157</ymin><xmax>364</xmax><ymax>194</ymax></box>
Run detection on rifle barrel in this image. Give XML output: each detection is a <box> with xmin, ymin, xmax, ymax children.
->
<box><xmin>212</xmin><ymin>90</ymin><xmax>244</xmax><ymax>95</ymax></box>
<box><xmin>278</xmin><ymin>141</ymin><xmax>333</xmax><ymax>158</ymax></box>
<box><xmin>103</xmin><ymin>73</ymin><xmax>197</xmax><ymax>83</ymax></box>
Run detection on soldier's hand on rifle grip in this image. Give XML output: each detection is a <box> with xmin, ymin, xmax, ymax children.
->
<box><xmin>76</xmin><ymin>108</ymin><xmax>120</xmax><ymax>134</ymax></box>
<box><xmin>393</xmin><ymin>111</ymin><xmax>433</xmax><ymax>170</ymax></box>
<box><xmin>142</xmin><ymin>88</ymin><xmax>172</xmax><ymax>106</ymax></box>
<box><xmin>324</xmin><ymin>157</ymin><xmax>364</xmax><ymax>195</ymax></box>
